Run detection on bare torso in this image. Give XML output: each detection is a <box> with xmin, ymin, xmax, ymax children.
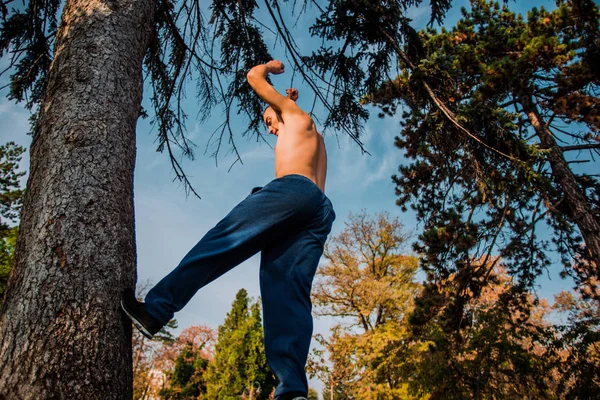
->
<box><xmin>274</xmin><ymin>113</ymin><xmax>327</xmax><ymax>192</ymax></box>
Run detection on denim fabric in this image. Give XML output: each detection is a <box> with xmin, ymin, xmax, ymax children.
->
<box><xmin>145</xmin><ymin>174</ymin><xmax>335</xmax><ymax>398</ymax></box>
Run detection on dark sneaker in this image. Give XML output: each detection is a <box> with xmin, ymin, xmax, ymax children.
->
<box><xmin>120</xmin><ymin>289</ymin><xmax>163</xmax><ymax>339</ymax></box>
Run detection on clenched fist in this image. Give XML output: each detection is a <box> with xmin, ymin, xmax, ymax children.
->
<box><xmin>286</xmin><ymin>88</ymin><xmax>298</xmax><ymax>101</ymax></box>
<box><xmin>266</xmin><ymin>60</ymin><xmax>285</xmax><ymax>75</ymax></box>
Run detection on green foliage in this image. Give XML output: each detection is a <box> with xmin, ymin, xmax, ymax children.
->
<box><xmin>360</xmin><ymin>2</ymin><xmax>600</xmax><ymax>396</ymax></box>
<box><xmin>136</xmin><ymin>323</ymin><xmax>216</xmax><ymax>399</ymax></box>
<box><xmin>310</xmin><ymin>212</ymin><xmax>426</xmax><ymax>399</ymax></box>
<box><xmin>204</xmin><ymin>289</ymin><xmax>275</xmax><ymax>399</ymax></box>
<box><xmin>307</xmin><ymin>388</ymin><xmax>318</xmax><ymax>400</ymax></box>
<box><xmin>1</xmin><ymin>0</ymin><xmax>458</xmax><ymax>192</ymax></box>
<box><xmin>0</xmin><ymin>142</ymin><xmax>25</xmax><ymax>307</ymax></box>
<box><xmin>410</xmin><ymin>265</ymin><xmax>563</xmax><ymax>399</ymax></box>
<box><xmin>0</xmin><ymin>1</ymin><xmax>59</xmax><ymax>113</ymax></box>
<box><xmin>551</xmin><ymin>290</ymin><xmax>600</xmax><ymax>397</ymax></box>
<box><xmin>159</xmin><ymin>345</ymin><xmax>210</xmax><ymax>400</ymax></box>
<box><xmin>133</xmin><ymin>283</ymin><xmax>180</xmax><ymax>400</ymax></box>
<box><xmin>0</xmin><ymin>142</ymin><xmax>25</xmax><ymax>228</ymax></box>
<box><xmin>366</xmin><ymin>0</ymin><xmax>599</xmax><ymax>330</ymax></box>
<box><xmin>156</xmin><ymin>319</ymin><xmax>179</xmax><ymax>344</ymax></box>
<box><xmin>0</xmin><ymin>226</ymin><xmax>18</xmax><ymax>306</ymax></box>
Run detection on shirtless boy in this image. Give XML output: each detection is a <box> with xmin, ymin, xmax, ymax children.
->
<box><xmin>121</xmin><ymin>60</ymin><xmax>335</xmax><ymax>400</ymax></box>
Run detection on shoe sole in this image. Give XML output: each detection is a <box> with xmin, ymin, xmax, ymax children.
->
<box><xmin>120</xmin><ymin>298</ymin><xmax>155</xmax><ymax>340</ymax></box>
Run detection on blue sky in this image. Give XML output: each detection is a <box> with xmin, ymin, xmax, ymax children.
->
<box><xmin>124</xmin><ymin>0</ymin><xmax>563</xmax><ymax>332</ymax></box>
<box><xmin>0</xmin><ymin>0</ymin><xmax>574</xmax><ymax>394</ymax></box>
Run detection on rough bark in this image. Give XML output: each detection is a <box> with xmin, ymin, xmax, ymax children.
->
<box><xmin>519</xmin><ymin>94</ymin><xmax>600</xmax><ymax>272</ymax></box>
<box><xmin>0</xmin><ymin>0</ymin><xmax>155</xmax><ymax>398</ymax></box>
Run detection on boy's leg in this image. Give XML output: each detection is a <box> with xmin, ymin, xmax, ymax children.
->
<box><xmin>259</xmin><ymin>200</ymin><xmax>335</xmax><ymax>399</ymax></box>
<box><xmin>144</xmin><ymin>176</ymin><xmax>325</xmax><ymax>325</ymax></box>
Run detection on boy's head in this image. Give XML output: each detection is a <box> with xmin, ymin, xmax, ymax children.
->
<box><xmin>262</xmin><ymin>88</ymin><xmax>298</xmax><ymax>136</ymax></box>
<box><xmin>263</xmin><ymin>106</ymin><xmax>282</xmax><ymax>136</ymax></box>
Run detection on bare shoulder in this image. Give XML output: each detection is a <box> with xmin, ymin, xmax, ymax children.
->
<box><xmin>282</xmin><ymin>107</ymin><xmax>314</xmax><ymax>130</ymax></box>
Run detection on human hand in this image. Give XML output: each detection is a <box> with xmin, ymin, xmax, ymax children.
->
<box><xmin>266</xmin><ymin>60</ymin><xmax>285</xmax><ymax>75</ymax></box>
<box><xmin>286</xmin><ymin>88</ymin><xmax>298</xmax><ymax>101</ymax></box>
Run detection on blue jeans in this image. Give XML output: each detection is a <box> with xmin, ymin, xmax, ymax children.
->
<box><xmin>145</xmin><ymin>174</ymin><xmax>335</xmax><ymax>398</ymax></box>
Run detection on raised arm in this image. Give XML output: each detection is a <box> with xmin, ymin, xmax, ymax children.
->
<box><xmin>247</xmin><ymin>61</ymin><xmax>301</xmax><ymax>115</ymax></box>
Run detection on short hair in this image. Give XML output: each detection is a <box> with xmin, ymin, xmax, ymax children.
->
<box><xmin>263</xmin><ymin>106</ymin><xmax>281</xmax><ymax>119</ymax></box>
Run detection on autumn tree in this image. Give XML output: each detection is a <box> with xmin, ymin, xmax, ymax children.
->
<box><xmin>0</xmin><ymin>142</ymin><xmax>25</xmax><ymax>308</ymax></box>
<box><xmin>132</xmin><ymin>280</ymin><xmax>181</xmax><ymax>400</ymax></box>
<box><xmin>204</xmin><ymin>289</ymin><xmax>276</xmax><ymax>399</ymax></box>
<box><xmin>153</xmin><ymin>324</ymin><xmax>217</xmax><ymax>380</ymax></box>
<box><xmin>551</xmin><ymin>288</ymin><xmax>600</xmax><ymax>397</ymax></box>
<box><xmin>158</xmin><ymin>344</ymin><xmax>210</xmax><ymax>400</ymax></box>
<box><xmin>310</xmin><ymin>211</ymin><xmax>423</xmax><ymax>399</ymax></box>
<box><xmin>365</xmin><ymin>0</ymin><xmax>599</xmax><ymax>348</ymax></box>
<box><xmin>132</xmin><ymin>322</ymin><xmax>216</xmax><ymax>399</ymax></box>
<box><xmin>0</xmin><ymin>0</ymin><xmax>455</xmax><ymax>396</ymax></box>
<box><xmin>134</xmin><ymin>324</ymin><xmax>216</xmax><ymax>400</ymax></box>
<box><xmin>310</xmin><ymin>327</ymin><xmax>356</xmax><ymax>400</ymax></box>
<box><xmin>133</xmin><ymin>318</ymin><xmax>179</xmax><ymax>399</ymax></box>
<box><xmin>409</xmin><ymin>261</ymin><xmax>565</xmax><ymax>399</ymax></box>
<box><xmin>133</xmin><ymin>319</ymin><xmax>178</xmax><ymax>400</ymax></box>
<box><xmin>312</xmin><ymin>217</ymin><xmax>585</xmax><ymax>399</ymax></box>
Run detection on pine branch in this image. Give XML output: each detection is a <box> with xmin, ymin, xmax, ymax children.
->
<box><xmin>263</xmin><ymin>0</ymin><xmax>369</xmax><ymax>154</ymax></box>
<box><xmin>378</xmin><ymin>28</ymin><xmax>526</xmax><ymax>166</ymax></box>
<box><xmin>561</xmin><ymin>144</ymin><xmax>600</xmax><ymax>152</ymax></box>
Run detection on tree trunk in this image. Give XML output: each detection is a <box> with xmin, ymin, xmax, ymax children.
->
<box><xmin>330</xmin><ymin>379</ymin><xmax>334</xmax><ymax>400</ymax></box>
<box><xmin>519</xmin><ymin>94</ymin><xmax>600</xmax><ymax>272</ymax></box>
<box><xmin>0</xmin><ymin>0</ymin><xmax>155</xmax><ymax>398</ymax></box>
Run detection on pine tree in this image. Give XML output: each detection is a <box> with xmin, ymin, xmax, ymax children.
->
<box><xmin>205</xmin><ymin>289</ymin><xmax>276</xmax><ymax>400</ymax></box>
<box><xmin>362</xmin><ymin>2</ymin><xmax>600</xmax><ymax>396</ymax></box>
<box><xmin>143</xmin><ymin>324</ymin><xmax>216</xmax><ymax>400</ymax></box>
<box><xmin>411</xmin><ymin>262</ymin><xmax>563</xmax><ymax>399</ymax></box>
<box><xmin>0</xmin><ymin>142</ymin><xmax>25</xmax><ymax>308</ymax></box>
<box><xmin>366</xmin><ymin>0</ymin><xmax>600</xmax><ymax>337</ymax></box>
<box><xmin>159</xmin><ymin>345</ymin><xmax>210</xmax><ymax>400</ymax></box>
<box><xmin>0</xmin><ymin>2</ymin><xmax>154</xmax><ymax>396</ymax></box>
<box><xmin>0</xmin><ymin>0</ymin><xmax>460</xmax><ymax>396</ymax></box>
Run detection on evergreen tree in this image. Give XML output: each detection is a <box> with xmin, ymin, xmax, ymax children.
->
<box><xmin>0</xmin><ymin>142</ymin><xmax>25</xmax><ymax>308</ymax></box>
<box><xmin>411</xmin><ymin>262</ymin><xmax>562</xmax><ymax>399</ymax></box>
<box><xmin>0</xmin><ymin>0</ymin><xmax>460</xmax><ymax>396</ymax></box>
<box><xmin>552</xmin><ymin>289</ymin><xmax>600</xmax><ymax>397</ymax></box>
<box><xmin>0</xmin><ymin>142</ymin><xmax>25</xmax><ymax>230</ymax></box>
<box><xmin>0</xmin><ymin>226</ymin><xmax>17</xmax><ymax>308</ymax></box>
<box><xmin>0</xmin><ymin>1</ymin><xmax>155</xmax><ymax>396</ymax></box>
<box><xmin>366</xmin><ymin>0</ymin><xmax>599</xmax><ymax>335</ymax></box>
<box><xmin>362</xmin><ymin>1</ymin><xmax>600</xmax><ymax>396</ymax></box>
<box><xmin>159</xmin><ymin>344</ymin><xmax>210</xmax><ymax>400</ymax></box>
<box><xmin>205</xmin><ymin>289</ymin><xmax>275</xmax><ymax>400</ymax></box>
